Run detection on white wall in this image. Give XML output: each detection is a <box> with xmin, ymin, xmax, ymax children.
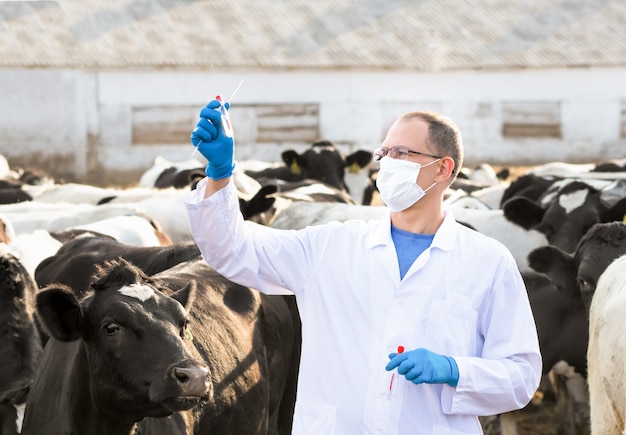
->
<box><xmin>0</xmin><ymin>67</ymin><xmax>624</xmax><ymax>184</ymax></box>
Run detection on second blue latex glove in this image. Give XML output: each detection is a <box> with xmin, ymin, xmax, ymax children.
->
<box><xmin>190</xmin><ymin>99</ymin><xmax>235</xmax><ymax>180</ymax></box>
<box><xmin>385</xmin><ymin>348</ymin><xmax>459</xmax><ymax>387</ymax></box>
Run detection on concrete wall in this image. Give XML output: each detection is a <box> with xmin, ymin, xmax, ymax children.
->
<box><xmin>0</xmin><ymin>67</ymin><xmax>624</xmax><ymax>186</ymax></box>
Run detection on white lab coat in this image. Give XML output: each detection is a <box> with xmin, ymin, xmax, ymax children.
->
<box><xmin>186</xmin><ymin>178</ymin><xmax>542</xmax><ymax>435</ymax></box>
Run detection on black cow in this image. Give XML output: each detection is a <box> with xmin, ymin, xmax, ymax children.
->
<box><xmin>524</xmin><ymin>222</ymin><xmax>626</xmax><ymax>435</ymax></box>
<box><xmin>242</xmin><ymin>179</ymin><xmax>358</xmax><ymax>226</ymax></box>
<box><xmin>149</xmin><ymin>259</ymin><xmax>297</xmax><ymax>434</ymax></box>
<box><xmin>0</xmin><ymin>188</ymin><xmax>31</xmax><ymax>205</ymax></box>
<box><xmin>32</xmin><ymin>241</ymin><xmax>298</xmax><ymax>434</ymax></box>
<box><xmin>22</xmin><ymin>259</ymin><xmax>211</xmax><ymax>435</ymax></box>
<box><xmin>244</xmin><ymin>140</ymin><xmax>372</xmax><ymax>201</ymax></box>
<box><xmin>0</xmin><ymin>247</ymin><xmax>43</xmax><ymax>435</ymax></box>
<box><xmin>524</xmin><ymin>221</ymin><xmax>626</xmax><ymax>376</ymax></box>
<box><xmin>524</xmin><ymin>273</ymin><xmax>587</xmax><ymax>378</ymax></box>
<box><xmin>35</xmin><ymin>235</ymin><xmax>201</xmax><ymax>297</ymax></box>
<box><xmin>503</xmin><ymin>178</ymin><xmax>626</xmax><ymax>252</ymax></box>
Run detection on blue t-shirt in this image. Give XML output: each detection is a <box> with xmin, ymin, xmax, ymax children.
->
<box><xmin>391</xmin><ymin>225</ymin><xmax>435</xmax><ymax>279</ymax></box>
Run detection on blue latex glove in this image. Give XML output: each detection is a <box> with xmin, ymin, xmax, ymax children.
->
<box><xmin>385</xmin><ymin>348</ymin><xmax>459</xmax><ymax>387</ymax></box>
<box><xmin>190</xmin><ymin>99</ymin><xmax>235</xmax><ymax>180</ymax></box>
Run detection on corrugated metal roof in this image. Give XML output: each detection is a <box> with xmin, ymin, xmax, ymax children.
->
<box><xmin>0</xmin><ymin>0</ymin><xmax>624</xmax><ymax>71</ymax></box>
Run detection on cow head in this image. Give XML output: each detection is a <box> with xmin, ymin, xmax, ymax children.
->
<box><xmin>500</xmin><ymin>174</ymin><xmax>562</xmax><ymax>207</ymax></box>
<box><xmin>35</xmin><ymin>258</ymin><xmax>211</xmax><ymax>422</ymax></box>
<box><xmin>504</xmin><ymin>179</ymin><xmax>625</xmax><ymax>253</ymax></box>
<box><xmin>281</xmin><ymin>140</ymin><xmax>372</xmax><ymax>193</ymax></box>
<box><xmin>528</xmin><ymin>221</ymin><xmax>626</xmax><ymax>317</ymax></box>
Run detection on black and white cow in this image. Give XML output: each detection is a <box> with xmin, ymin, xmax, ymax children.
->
<box><xmin>499</xmin><ymin>173</ymin><xmax>562</xmax><ymax>207</ymax></box>
<box><xmin>0</xmin><ymin>246</ymin><xmax>43</xmax><ymax>435</ymax></box>
<box><xmin>526</xmin><ymin>159</ymin><xmax>626</xmax><ymax>178</ymax></box>
<box><xmin>242</xmin><ymin>140</ymin><xmax>373</xmax><ymax>204</ymax></box>
<box><xmin>503</xmin><ymin>178</ymin><xmax>626</xmax><ymax>253</ymax></box>
<box><xmin>139</xmin><ymin>157</ymin><xmax>206</xmax><ymax>190</ymax></box>
<box><xmin>21</xmin><ymin>259</ymin><xmax>211</xmax><ymax>435</ymax></box>
<box><xmin>270</xmin><ymin>201</ymin><xmax>548</xmax><ymax>274</ymax></box>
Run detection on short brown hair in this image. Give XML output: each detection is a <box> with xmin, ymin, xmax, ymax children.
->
<box><xmin>399</xmin><ymin>111</ymin><xmax>464</xmax><ymax>179</ymax></box>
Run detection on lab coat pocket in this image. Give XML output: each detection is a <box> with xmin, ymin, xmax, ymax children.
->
<box><xmin>292</xmin><ymin>402</ymin><xmax>336</xmax><ymax>435</ymax></box>
<box><xmin>425</xmin><ymin>296</ymin><xmax>477</xmax><ymax>353</ymax></box>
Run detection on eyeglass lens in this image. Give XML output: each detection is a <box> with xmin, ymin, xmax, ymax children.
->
<box><xmin>373</xmin><ymin>146</ymin><xmax>407</xmax><ymax>161</ymax></box>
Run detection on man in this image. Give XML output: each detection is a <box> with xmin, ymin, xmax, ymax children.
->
<box><xmin>185</xmin><ymin>99</ymin><xmax>541</xmax><ymax>434</ymax></box>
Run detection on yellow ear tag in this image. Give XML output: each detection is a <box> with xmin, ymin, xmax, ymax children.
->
<box><xmin>623</xmin><ymin>214</ymin><xmax>626</xmax><ymax>224</ymax></box>
<box><xmin>185</xmin><ymin>329</ymin><xmax>193</xmax><ymax>342</ymax></box>
<box><xmin>290</xmin><ymin>161</ymin><xmax>301</xmax><ymax>175</ymax></box>
<box><xmin>348</xmin><ymin>161</ymin><xmax>361</xmax><ymax>174</ymax></box>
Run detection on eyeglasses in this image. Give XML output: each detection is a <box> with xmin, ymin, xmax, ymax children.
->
<box><xmin>373</xmin><ymin>146</ymin><xmax>443</xmax><ymax>162</ymax></box>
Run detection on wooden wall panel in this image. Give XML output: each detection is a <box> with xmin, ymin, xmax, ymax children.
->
<box><xmin>502</xmin><ymin>101</ymin><xmax>562</xmax><ymax>138</ymax></box>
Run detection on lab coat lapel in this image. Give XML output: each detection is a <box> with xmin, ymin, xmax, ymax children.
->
<box><xmin>366</xmin><ymin>211</ymin><xmax>401</xmax><ymax>286</ymax></box>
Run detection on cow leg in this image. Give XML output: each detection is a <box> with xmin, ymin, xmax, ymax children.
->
<box><xmin>499</xmin><ymin>413</ymin><xmax>519</xmax><ymax>435</ymax></box>
<box><xmin>478</xmin><ymin>415</ymin><xmax>500</xmax><ymax>435</ymax></box>
<box><xmin>549</xmin><ymin>361</ymin><xmax>590</xmax><ymax>435</ymax></box>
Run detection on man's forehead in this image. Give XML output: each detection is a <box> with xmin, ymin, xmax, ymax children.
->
<box><xmin>385</xmin><ymin>118</ymin><xmax>429</xmax><ymax>145</ymax></box>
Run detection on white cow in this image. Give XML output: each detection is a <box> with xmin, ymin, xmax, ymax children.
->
<box><xmin>6</xmin><ymin>215</ymin><xmax>171</xmax><ymax>277</ymax></box>
<box><xmin>527</xmin><ymin>160</ymin><xmax>626</xmax><ymax>180</ymax></box>
<box><xmin>0</xmin><ymin>202</ymin><xmax>150</xmax><ymax>235</ymax></box>
<box><xmin>7</xmin><ymin>230</ymin><xmax>63</xmax><ymax>277</ymax></box>
<box><xmin>587</xmin><ymin>254</ymin><xmax>626</xmax><ymax>435</ymax></box>
<box><xmin>68</xmin><ymin>215</ymin><xmax>171</xmax><ymax>247</ymax></box>
<box><xmin>270</xmin><ymin>202</ymin><xmax>547</xmax><ymax>274</ymax></box>
<box><xmin>27</xmin><ymin>182</ymin><xmax>162</xmax><ymax>205</ymax></box>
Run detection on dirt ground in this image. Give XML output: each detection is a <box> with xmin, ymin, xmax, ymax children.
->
<box><xmin>480</xmin><ymin>399</ymin><xmax>559</xmax><ymax>435</ymax></box>
<box><xmin>511</xmin><ymin>399</ymin><xmax>558</xmax><ymax>435</ymax></box>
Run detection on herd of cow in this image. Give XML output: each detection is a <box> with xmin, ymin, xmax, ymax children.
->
<box><xmin>0</xmin><ymin>141</ymin><xmax>625</xmax><ymax>434</ymax></box>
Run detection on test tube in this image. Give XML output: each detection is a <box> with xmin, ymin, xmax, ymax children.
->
<box><xmin>192</xmin><ymin>80</ymin><xmax>244</xmax><ymax>155</ymax></box>
<box><xmin>388</xmin><ymin>345</ymin><xmax>405</xmax><ymax>400</ymax></box>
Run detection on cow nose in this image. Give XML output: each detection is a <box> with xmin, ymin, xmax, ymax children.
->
<box><xmin>172</xmin><ymin>366</ymin><xmax>211</xmax><ymax>397</ymax></box>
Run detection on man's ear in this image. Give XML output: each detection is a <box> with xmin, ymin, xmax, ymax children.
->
<box><xmin>437</xmin><ymin>156</ymin><xmax>456</xmax><ymax>180</ymax></box>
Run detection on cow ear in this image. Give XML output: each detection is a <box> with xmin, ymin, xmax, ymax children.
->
<box><xmin>345</xmin><ymin>150</ymin><xmax>373</xmax><ymax>171</ymax></box>
<box><xmin>36</xmin><ymin>286</ymin><xmax>85</xmax><ymax>342</ymax></box>
<box><xmin>602</xmin><ymin>197</ymin><xmax>626</xmax><ymax>223</ymax></box>
<box><xmin>502</xmin><ymin>197</ymin><xmax>545</xmax><ymax>230</ymax></box>
<box><xmin>171</xmin><ymin>281</ymin><xmax>197</xmax><ymax>312</ymax></box>
<box><xmin>281</xmin><ymin>150</ymin><xmax>301</xmax><ymax>175</ymax></box>
<box><xmin>239</xmin><ymin>184</ymin><xmax>277</xmax><ymax>219</ymax></box>
<box><xmin>528</xmin><ymin>246</ymin><xmax>577</xmax><ymax>295</ymax></box>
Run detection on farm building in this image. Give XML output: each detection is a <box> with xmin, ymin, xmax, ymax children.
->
<box><xmin>0</xmin><ymin>0</ymin><xmax>625</xmax><ymax>185</ymax></box>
